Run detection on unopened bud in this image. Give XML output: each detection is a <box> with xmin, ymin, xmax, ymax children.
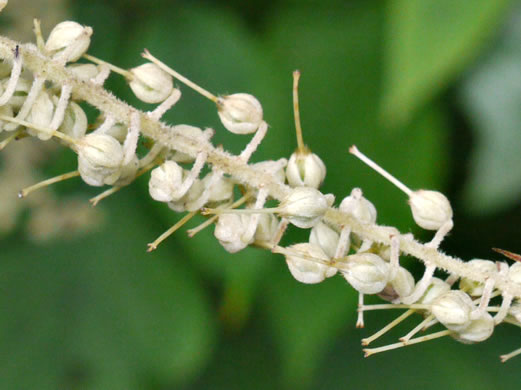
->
<box><xmin>214</xmin><ymin>214</ymin><xmax>252</xmax><ymax>253</ymax></box>
<box><xmin>278</xmin><ymin>187</ymin><xmax>328</xmax><ymax>228</ymax></box>
<box><xmin>379</xmin><ymin>267</ymin><xmax>415</xmax><ymax>302</ymax></box>
<box><xmin>339</xmin><ymin>188</ymin><xmax>376</xmax><ymax>224</ymax></box>
<box><xmin>168</xmin><ymin>179</ymin><xmax>204</xmax><ymax>212</ymax></box>
<box><xmin>203</xmin><ymin>174</ymin><xmax>233</xmax><ymax>205</ymax></box>
<box><xmin>129</xmin><ymin>63</ymin><xmax>173</xmax><ymax>103</ymax></box>
<box><xmin>409</xmin><ymin>190</ymin><xmax>452</xmax><ymax>231</ymax></box>
<box><xmin>509</xmin><ymin>263</ymin><xmax>521</xmax><ymax>284</ymax></box>
<box><xmin>217</xmin><ymin>93</ymin><xmax>263</xmax><ymax>134</ymax></box>
<box><xmin>342</xmin><ymin>253</ymin><xmax>389</xmax><ymax>294</ymax></box>
<box><xmin>309</xmin><ymin>221</ymin><xmax>339</xmax><ymax>259</ymax></box>
<box><xmin>286</xmin><ymin>150</ymin><xmax>326</xmax><ymax>189</ymax></box>
<box><xmin>284</xmin><ymin>243</ymin><xmax>336</xmax><ymax>284</ymax></box>
<box><xmin>45</xmin><ymin>21</ymin><xmax>92</xmax><ymax>62</ymax></box>
<box><xmin>431</xmin><ymin>291</ymin><xmax>473</xmax><ymax>332</ymax></box>
<box><xmin>452</xmin><ymin>311</ymin><xmax>494</xmax><ymax>344</ymax></box>
<box><xmin>254</xmin><ymin>214</ymin><xmax>279</xmax><ymax>243</ymax></box>
<box><xmin>459</xmin><ymin>259</ymin><xmax>497</xmax><ymax>296</ymax></box>
<box><xmin>149</xmin><ymin>161</ymin><xmax>183</xmax><ymax>202</ymax></box>
<box><xmin>27</xmin><ymin>91</ymin><xmax>54</xmax><ymax>140</ymax></box>
<box><xmin>57</xmin><ymin>100</ymin><xmax>88</xmax><ymax>139</ymax></box>
<box><xmin>77</xmin><ymin>134</ymin><xmax>124</xmax><ymax>186</ymax></box>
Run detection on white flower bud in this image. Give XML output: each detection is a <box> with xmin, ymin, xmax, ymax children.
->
<box><xmin>286</xmin><ymin>150</ymin><xmax>326</xmax><ymax>189</ymax></box>
<box><xmin>148</xmin><ymin>160</ymin><xmax>183</xmax><ymax>202</ymax></box>
<box><xmin>379</xmin><ymin>267</ymin><xmax>415</xmax><ymax>302</ymax></box>
<box><xmin>77</xmin><ymin>134</ymin><xmax>124</xmax><ymax>186</ymax></box>
<box><xmin>214</xmin><ymin>214</ymin><xmax>252</xmax><ymax>253</ymax></box>
<box><xmin>67</xmin><ymin>63</ymin><xmax>100</xmax><ymax>80</ymax></box>
<box><xmin>309</xmin><ymin>221</ymin><xmax>340</xmax><ymax>259</ymax></box>
<box><xmin>0</xmin><ymin>1</ymin><xmax>6</xmax><ymax>14</ymax></box>
<box><xmin>129</xmin><ymin>63</ymin><xmax>173</xmax><ymax>103</ymax></box>
<box><xmin>278</xmin><ymin>187</ymin><xmax>328</xmax><ymax>228</ymax></box>
<box><xmin>26</xmin><ymin>91</ymin><xmax>54</xmax><ymax>140</ymax></box>
<box><xmin>203</xmin><ymin>174</ymin><xmax>233</xmax><ymax>205</ymax></box>
<box><xmin>459</xmin><ymin>259</ymin><xmax>497</xmax><ymax>296</ymax></box>
<box><xmin>409</xmin><ymin>190</ymin><xmax>452</xmax><ymax>230</ymax></box>
<box><xmin>45</xmin><ymin>21</ymin><xmax>92</xmax><ymax>62</ymax></box>
<box><xmin>56</xmin><ymin>99</ymin><xmax>87</xmax><ymax>139</ymax></box>
<box><xmin>168</xmin><ymin>179</ymin><xmax>204</xmax><ymax>212</ymax></box>
<box><xmin>509</xmin><ymin>263</ymin><xmax>521</xmax><ymax>284</ymax></box>
<box><xmin>342</xmin><ymin>253</ymin><xmax>389</xmax><ymax>294</ymax></box>
<box><xmin>285</xmin><ymin>243</ymin><xmax>336</xmax><ymax>284</ymax></box>
<box><xmin>431</xmin><ymin>291</ymin><xmax>473</xmax><ymax>332</ymax></box>
<box><xmin>452</xmin><ymin>311</ymin><xmax>494</xmax><ymax>344</ymax></box>
<box><xmin>418</xmin><ymin>277</ymin><xmax>451</xmax><ymax>304</ymax></box>
<box><xmin>254</xmin><ymin>214</ymin><xmax>279</xmax><ymax>243</ymax></box>
<box><xmin>339</xmin><ymin>188</ymin><xmax>376</xmax><ymax>224</ymax></box>
<box><xmin>217</xmin><ymin>93</ymin><xmax>263</xmax><ymax>134</ymax></box>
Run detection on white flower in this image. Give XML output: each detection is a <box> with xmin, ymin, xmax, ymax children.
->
<box><xmin>286</xmin><ymin>150</ymin><xmax>326</xmax><ymax>189</ymax></box>
<box><xmin>379</xmin><ymin>267</ymin><xmax>415</xmax><ymax>302</ymax></box>
<box><xmin>26</xmin><ymin>91</ymin><xmax>55</xmax><ymax>140</ymax></box>
<box><xmin>409</xmin><ymin>190</ymin><xmax>453</xmax><ymax>231</ymax></box>
<box><xmin>284</xmin><ymin>243</ymin><xmax>336</xmax><ymax>284</ymax></box>
<box><xmin>77</xmin><ymin>134</ymin><xmax>124</xmax><ymax>186</ymax></box>
<box><xmin>452</xmin><ymin>311</ymin><xmax>494</xmax><ymax>344</ymax></box>
<box><xmin>342</xmin><ymin>253</ymin><xmax>389</xmax><ymax>294</ymax></box>
<box><xmin>129</xmin><ymin>63</ymin><xmax>173</xmax><ymax>103</ymax></box>
<box><xmin>45</xmin><ymin>21</ymin><xmax>92</xmax><ymax>62</ymax></box>
<box><xmin>459</xmin><ymin>259</ymin><xmax>497</xmax><ymax>296</ymax></box>
<box><xmin>57</xmin><ymin>100</ymin><xmax>88</xmax><ymax>139</ymax></box>
<box><xmin>431</xmin><ymin>291</ymin><xmax>473</xmax><ymax>332</ymax></box>
<box><xmin>149</xmin><ymin>161</ymin><xmax>183</xmax><ymax>202</ymax></box>
<box><xmin>214</xmin><ymin>213</ymin><xmax>252</xmax><ymax>253</ymax></box>
<box><xmin>309</xmin><ymin>221</ymin><xmax>339</xmax><ymax>259</ymax></box>
<box><xmin>278</xmin><ymin>187</ymin><xmax>328</xmax><ymax>228</ymax></box>
<box><xmin>339</xmin><ymin>188</ymin><xmax>376</xmax><ymax>224</ymax></box>
<box><xmin>217</xmin><ymin>93</ymin><xmax>263</xmax><ymax>134</ymax></box>
<box><xmin>254</xmin><ymin>214</ymin><xmax>279</xmax><ymax>243</ymax></box>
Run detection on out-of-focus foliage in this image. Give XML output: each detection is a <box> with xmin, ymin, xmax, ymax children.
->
<box><xmin>382</xmin><ymin>0</ymin><xmax>512</xmax><ymax>127</ymax></box>
<box><xmin>460</xmin><ymin>3</ymin><xmax>521</xmax><ymax>214</ymax></box>
<box><xmin>1</xmin><ymin>0</ymin><xmax>521</xmax><ymax>389</ymax></box>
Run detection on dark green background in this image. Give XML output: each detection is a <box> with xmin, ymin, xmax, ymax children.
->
<box><xmin>2</xmin><ymin>0</ymin><xmax>521</xmax><ymax>388</ymax></box>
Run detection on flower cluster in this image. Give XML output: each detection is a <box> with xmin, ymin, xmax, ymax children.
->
<box><xmin>1</xmin><ymin>1</ymin><xmax>521</xmax><ymax>362</ymax></box>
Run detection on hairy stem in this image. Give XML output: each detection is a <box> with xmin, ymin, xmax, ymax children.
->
<box><xmin>2</xmin><ymin>37</ymin><xmax>520</xmax><ymax>298</ymax></box>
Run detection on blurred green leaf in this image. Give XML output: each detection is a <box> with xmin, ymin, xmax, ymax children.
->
<box><xmin>382</xmin><ymin>0</ymin><xmax>511</xmax><ymax>127</ymax></box>
<box><xmin>0</xmin><ymin>191</ymin><xmax>214</xmax><ymax>389</ymax></box>
<box><xmin>459</xmin><ymin>6</ymin><xmax>521</xmax><ymax>214</ymax></box>
<box><xmin>264</xmin><ymin>270</ymin><xmax>356</xmax><ymax>388</ymax></box>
